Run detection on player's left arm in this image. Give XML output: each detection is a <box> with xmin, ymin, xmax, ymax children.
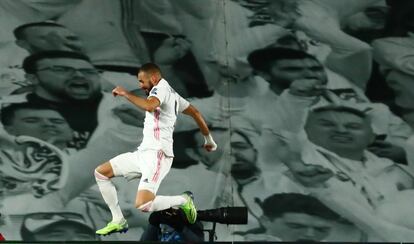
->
<box><xmin>182</xmin><ymin>104</ymin><xmax>217</xmax><ymax>152</ymax></box>
<box><xmin>112</xmin><ymin>86</ymin><xmax>160</xmax><ymax>112</ymax></box>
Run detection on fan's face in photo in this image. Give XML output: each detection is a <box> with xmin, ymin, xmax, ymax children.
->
<box><xmin>305</xmin><ymin>110</ymin><xmax>374</xmax><ymax>153</ymax></box>
<box><xmin>20</xmin><ymin>26</ymin><xmax>83</xmax><ymax>53</ymax></box>
<box><xmin>5</xmin><ymin>108</ymin><xmax>73</xmax><ymax>144</ymax></box>
<box><xmin>33</xmin><ymin>223</ymin><xmax>96</xmax><ymax>241</ymax></box>
<box><xmin>193</xmin><ymin>129</ymin><xmax>257</xmax><ymax>175</ymax></box>
<box><xmin>33</xmin><ymin>58</ymin><xmax>101</xmax><ymax>101</ymax></box>
<box><xmin>264</xmin><ymin>213</ymin><xmax>332</xmax><ymax>242</ymax></box>
<box><xmin>267</xmin><ymin>58</ymin><xmax>326</xmax><ymax>88</ymax></box>
<box><xmin>228</xmin><ymin>131</ymin><xmax>257</xmax><ymax>179</ymax></box>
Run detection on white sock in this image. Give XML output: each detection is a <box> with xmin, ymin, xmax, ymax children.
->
<box><xmin>94</xmin><ymin>170</ymin><xmax>124</xmax><ymax>223</ymax></box>
<box><xmin>139</xmin><ymin>195</ymin><xmax>187</xmax><ymax>212</ymax></box>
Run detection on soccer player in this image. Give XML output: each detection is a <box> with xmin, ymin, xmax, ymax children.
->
<box><xmin>94</xmin><ymin>63</ymin><xmax>217</xmax><ymax>235</ymax></box>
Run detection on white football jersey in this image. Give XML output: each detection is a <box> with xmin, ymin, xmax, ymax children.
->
<box><xmin>138</xmin><ymin>79</ymin><xmax>189</xmax><ymax>156</ymax></box>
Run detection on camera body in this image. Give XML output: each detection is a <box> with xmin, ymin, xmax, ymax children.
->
<box><xmin>145</xmin><ymin>207</ymin><xmax>248</xmax><ymax>242</ymax></box>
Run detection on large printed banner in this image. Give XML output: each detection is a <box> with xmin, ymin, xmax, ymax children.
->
<box><xmin>1</xmin><ymin>0</ymin><xmax>414</xmax><ymax>242</ymax></box>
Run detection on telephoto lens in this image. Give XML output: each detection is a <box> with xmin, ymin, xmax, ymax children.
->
<box><xmin>197</xmin><ymin>207</ymin><xmax>248</xmax><ymax>224</ymax></box>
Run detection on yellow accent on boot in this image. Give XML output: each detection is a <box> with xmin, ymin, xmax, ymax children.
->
<box><xmin>96</xmin><ymin>219</ymin><xmax>128</xmax><ymax>236</ymax></box>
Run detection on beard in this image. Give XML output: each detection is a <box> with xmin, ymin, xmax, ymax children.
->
<box><xmin>143</xmin><ymin>84</ymin><xmax>154</xmax><ymax>96</ymax></box>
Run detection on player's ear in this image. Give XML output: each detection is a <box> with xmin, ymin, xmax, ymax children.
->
<box><xmin>149</xmin><ymin>74</ymin><xmax>153</xmax><ymax>82</ymax></box>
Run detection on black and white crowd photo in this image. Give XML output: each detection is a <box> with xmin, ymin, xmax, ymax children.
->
<box><xmin>1</xmin><ymin>0</ymin><xmax>414</xmax><ymax>242</ymax></box>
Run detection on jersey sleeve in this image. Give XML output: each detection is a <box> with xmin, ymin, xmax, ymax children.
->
<box><xmin>177</xmin><ymin>94</ymin><xmax>190</xmax><ymax>113</ymax></box>
<box><xmin>148</xmin><ymin>86</ymin><xmax>167</xmax><ymax>105</ymax></box>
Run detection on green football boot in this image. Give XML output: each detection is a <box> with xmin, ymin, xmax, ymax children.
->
<box><xmin>180</xmin><ymin>191</ymin><xmax>197</xmax><ymax>224</ymax></box>
<box><xmin>96</xmin><ymin>219</ymin><xmax>128</xmax><ymax>236</ymax></box>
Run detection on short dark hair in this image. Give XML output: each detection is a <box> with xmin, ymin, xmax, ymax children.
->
<box><xmin>248</xmin><ymin>47</ymin><xmax>319</xmax><ymax>72</ymax></box>
<box><xmin>261</xmin><ymin>193</ymin><xmax>340</xmax><ymax>221</ymax></box>
<box><xmin>311</xmin><ymin>106</ymin><xmax>368</xmax><ymax>119</ymax></box>
<box><xmin>1</xmin><ymin>102</ymin><xmax>60</xmax><ymax>126</ymax></box>
<box><xmin>139</xmin><ymin>63</ymin><xmax>162</xmax><ymax>76</ymax></box>
<box><xmin>23</xmin><ymin>50</ymin><xmax>91</xmax><ymax>74</ymax></box>
<box><xmin>13</xmin><ymin>21</ymin><xmax>66</xmax><ymax>40</ymax></box>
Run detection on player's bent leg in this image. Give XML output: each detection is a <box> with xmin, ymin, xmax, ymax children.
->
<box><xmin>135</xmin><ymin>189</ymin><xmax>197</xmax><ymax>223</ymax></box>
<box><xmin>95</xmin><ymin>161</ymin><xmax>115</xmax><ymax>178</ymax></box>
<box><xmin>95</xmin><ymin>161</ymin><xmax>128</xmax><ymax>236</ymax></box>
<box><xmin>95</xmin><ymin>219</ymin><xmax>129</xmax><ymax>236</ymax></box>
<box><xmin>135</xmin><ymin>190</ymin><xmax>156</xmax><ymax>211</ymax></box>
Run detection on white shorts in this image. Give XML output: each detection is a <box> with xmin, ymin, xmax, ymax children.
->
<box><xmin>109</xmin><ymin>149</ymin><xmax>173</xmax><ymax>193</ymax></box>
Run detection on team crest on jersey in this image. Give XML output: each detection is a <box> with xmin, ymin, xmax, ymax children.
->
<box><xmin>151</xmin><ymin>88</ymin><xmax>158</xmax><ymax>95</ymax></box>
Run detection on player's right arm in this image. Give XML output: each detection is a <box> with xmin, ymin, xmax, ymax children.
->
<box><xmin>182</xmin><ymin>104</ymin><xmax>217</xmax><ymax>152</ymax></box>
<box><xmin>112</xmin><ymin>86</ymin><xmax>160</xmax><ymax>112</ymax></box>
